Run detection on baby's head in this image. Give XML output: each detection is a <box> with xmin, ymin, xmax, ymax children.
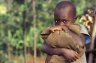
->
<box><xmin>54</xmin><ymin>1</ymin><xmax>76</xmax><ymax>25</ymax></box>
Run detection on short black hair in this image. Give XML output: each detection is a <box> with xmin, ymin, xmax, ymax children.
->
<box><xmin>54</xmin><ymin>1</ymin><xmax>76</xmax><ymax>20</ymax></box>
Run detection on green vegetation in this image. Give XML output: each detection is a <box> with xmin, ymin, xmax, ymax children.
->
<box><xmin>0</xmin><ymin>0</ymin><xmax>95</xmax><ymax>63</ymax></box>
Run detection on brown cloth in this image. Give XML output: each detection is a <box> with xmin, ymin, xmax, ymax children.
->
<box><xmin>41</xmin><ymin>24</ymin><xmax>85</xmax><ymax>63</ymax></box>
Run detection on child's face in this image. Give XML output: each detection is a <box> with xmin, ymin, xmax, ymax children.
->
<box><xmin>55</xmin><ymin>8</ymin><xmax>75</xmax><ymax>26</ymax></box>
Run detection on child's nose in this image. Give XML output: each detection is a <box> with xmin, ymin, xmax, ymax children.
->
<box><xmin>60</xmin><ymin>21</ymin><xmax>65</xmax><ymax>25</ymax></box>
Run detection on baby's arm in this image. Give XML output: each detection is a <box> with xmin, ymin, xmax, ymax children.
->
<box><xmin>41</xmin><ymin>41</ymin><xmax>62</xmax><ymax>55</ymax></box>
<box><xmin>41</xmin><ymin>41</ymin><xmax>80</xmax><ymax>62</ymax></box>
<box><xmin>41</xmin><ymin>26</ymin><xmax>62</xmax><ymax>39</ymax></box>
<box><xmin>49</xmin><ymin>26</ymin><xmax>63</xmax><ymax>32</ymax></box>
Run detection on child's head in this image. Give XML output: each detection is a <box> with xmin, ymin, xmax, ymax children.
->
<box><xmin>54</xmin><ymin>1</ymin><xmax>76</xmax><ymax>25</ymax></box>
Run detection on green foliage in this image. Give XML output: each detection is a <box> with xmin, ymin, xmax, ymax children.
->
<box><xmin>0</xmin><ymin>0</ymin><xmax>95</xmax><ymax>63</ymax></box>
<box><xmin>0</xmin><ymin>51</ymin><xmax>8</xmax><ymax>63</ymax></box>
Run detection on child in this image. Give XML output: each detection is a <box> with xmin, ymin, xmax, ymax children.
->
<box><xmin>41</xmin><ymin>1</ymin><xmax>87</xmax><ymax>63</ymax></box>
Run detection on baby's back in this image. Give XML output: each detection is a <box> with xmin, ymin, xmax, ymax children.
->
<box><xmin>41</xmin><ymin>24</ymin><xmax>85</xmax><ymax>63</ymax></box>
<box><xmin>45</xmin><ymin>26</ymin><xmax>84</xmax><ymax>55</ymax></box>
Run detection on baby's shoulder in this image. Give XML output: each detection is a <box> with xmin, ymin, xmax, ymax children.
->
<box><xmin>70</xmin><ymin>24</ymin><xmax>81</xmax><ymax>29</ymax></box>
<box><xmin>68</xmin><ymin>24</ymin><xmax>81</xmax><ymax>35</ymax></box>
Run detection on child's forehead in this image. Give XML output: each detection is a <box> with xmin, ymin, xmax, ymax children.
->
<box><xmin>56</xmin><ymin>6</ymin><xmax>73</xmax><ymax>15</ymax></box>
<box><xmin>56</xmin><ymin>8</ymin><xmax>72</xmax><ymax>19</ymax></box>
<box><xmin>59</xmin><ymin>7</ymin><xmax>71</xmax><ymax>15</ymax></box>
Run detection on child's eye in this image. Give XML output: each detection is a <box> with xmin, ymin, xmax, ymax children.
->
<box><xmin>55</xmin><ymin>19</ymin><xmax>60</xmax><ymax>22</ymax></box>
<box><xmin>63</xmin><ymin>21</ymin><xmax>66</xmax><ymax>23</ymax></box>
<box><xmin>62</xmin><ymin>19</ymin><xmax>67</xmax><ymax>23</ymax></box>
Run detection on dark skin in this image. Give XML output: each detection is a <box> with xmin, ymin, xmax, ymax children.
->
<box><xmin>41</xmin><ymin>7</ymin><xmax>80</xmax><ymax>62</ymax></box>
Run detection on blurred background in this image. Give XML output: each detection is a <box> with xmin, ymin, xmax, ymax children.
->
<box><xmin>0</xmin><ymin>0</ymin><xmax>96</xmax><ymax>63</ymax></box>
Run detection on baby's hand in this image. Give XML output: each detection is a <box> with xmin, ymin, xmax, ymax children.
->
<box><xmin>61</xmin><ymin>48</ymin><xmax>80</xmax><ymax>62</ymax></box>
<box><xmin>49</xmin><ymin>26</ymin><xmax>62</xmax><ymax>33</ymax></box>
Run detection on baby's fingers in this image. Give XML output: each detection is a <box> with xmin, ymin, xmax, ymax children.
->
<box><xmin>75</xmin><ymin>52</ymin><xmax>80</xmax><ymax>59</ymax></box>
<box><xmin>49</xmin><ymin>28</ymin><xmax>61</xmax><ymax>32</ymax></box>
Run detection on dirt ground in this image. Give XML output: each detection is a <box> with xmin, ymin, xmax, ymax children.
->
<box><xmin>12</xmin><ymin>55</ymin><xmax>46</xmax><ymax>63</ymax></box>
<box><xmin>30</xmin><ymin>56</ymin><xmax>46</xmax><ymax>63</ymax></box>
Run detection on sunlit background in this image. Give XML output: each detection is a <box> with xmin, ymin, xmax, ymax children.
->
<box><xmin>0</xmin><ymin>0</ymin><xmax>96</xmax><ymax>63</ymax></box>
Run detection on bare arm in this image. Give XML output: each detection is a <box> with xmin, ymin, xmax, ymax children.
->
<box><xmin>41</xmin><ymin>42</ymin><xmax>80</xmax><ymax>62</ymax></box>
<box><xmin>41</xmin><ymin>42</ymin><xmax>62</xmax><ymax>55</ymax></box>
